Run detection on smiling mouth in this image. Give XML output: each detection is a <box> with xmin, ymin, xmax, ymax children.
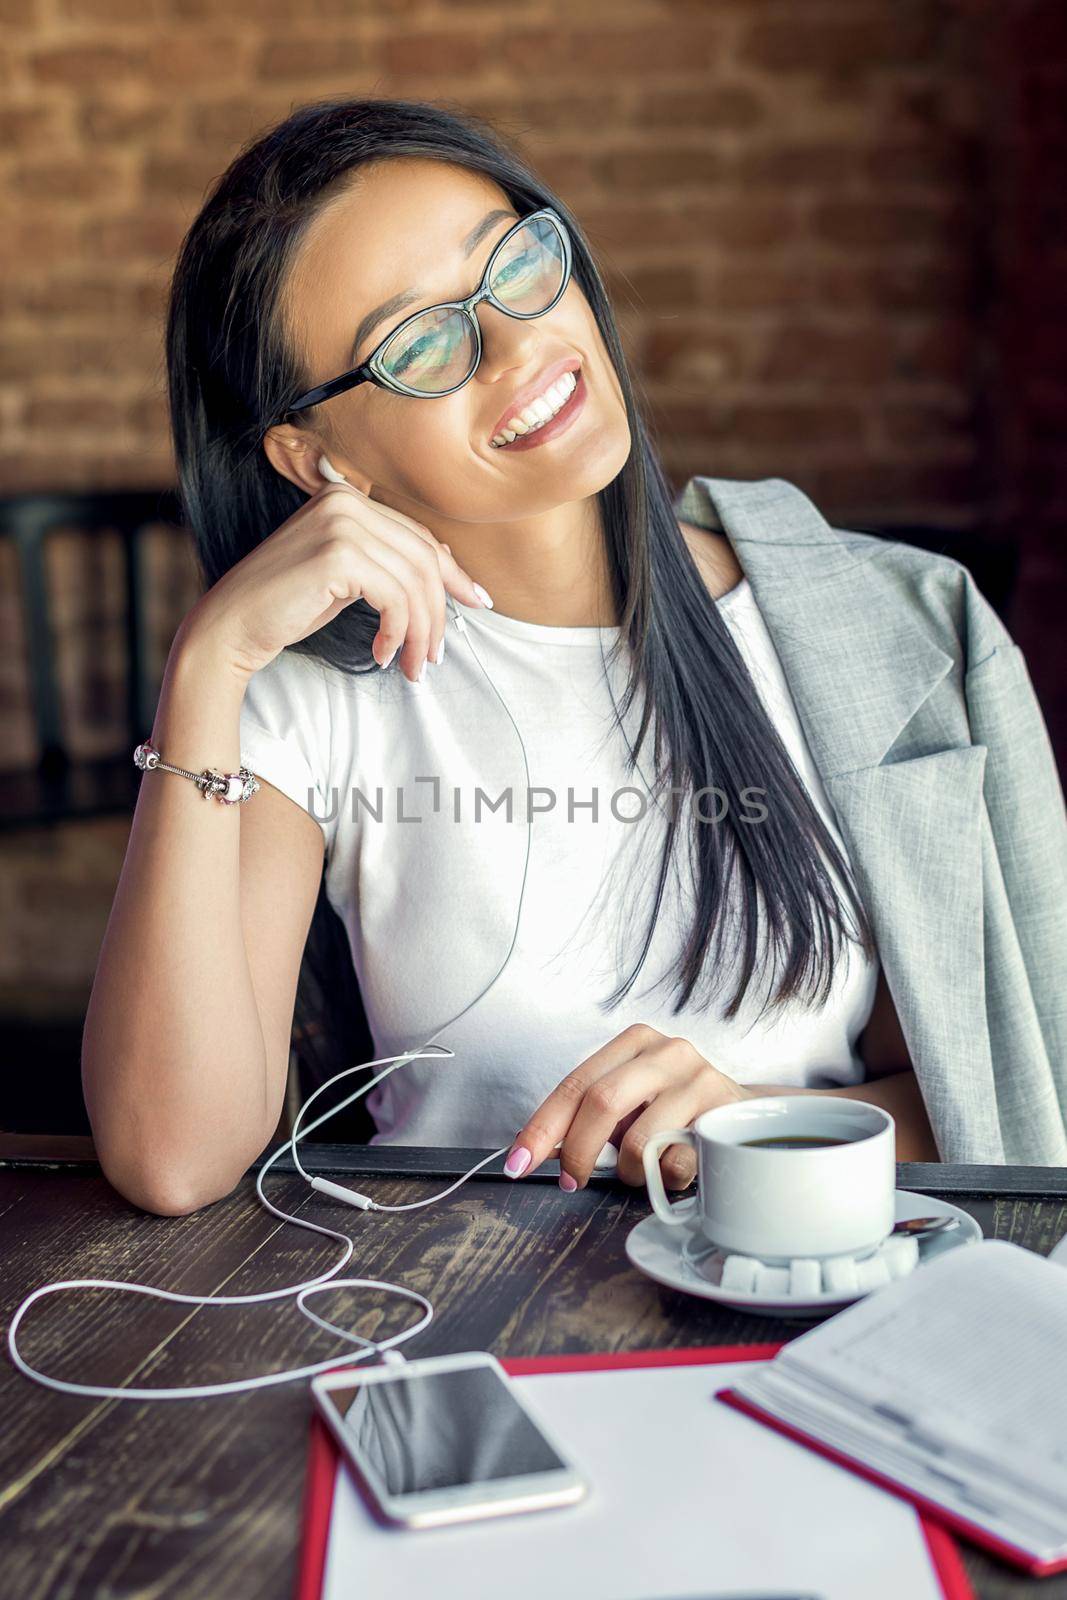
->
<box><xmin>489</xmin><ymin>363</ymin><xmax>583</xmax><ymax>448</ymax></box>
<box><xmin>489</xmin><ymin>366</ymin><xmax>586</xmax><ymax>451</ymax></box>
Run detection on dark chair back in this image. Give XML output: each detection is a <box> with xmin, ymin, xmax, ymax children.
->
<box><xmin>0</xmin><ymin>488</ymin><xmax>187</xmax><ymax>824</ymax></box>
<box><xmin>290</xmin><ymin>868</ymin><xmax>380</xmax><ymax>1144</ymax></box>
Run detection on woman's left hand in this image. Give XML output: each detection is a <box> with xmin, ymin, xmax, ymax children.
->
<box><xmin>503</xmin><ymin>1023</ymin><xmax>755</xmax><ymax>1191</ymax></box>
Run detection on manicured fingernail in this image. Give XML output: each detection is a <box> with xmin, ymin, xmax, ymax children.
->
<box><xmin>504</xmin><ymin>1146</ymin><xmax>531</xmax><ymax>1178</ymax></box>
<box><xmin>418</xmin><ymin>660</ymin><xmax>427</xmax><ymax>682</ymax></box>
<box><xmin>559</xmin><ymin>1173</ymin><xmax>578</xmax><ymax>1192</ymax></box>
<box><xmin>434</xmin><ymin>637</ymin><xmax>445</xmax><ymax>665</ymax></box>
<box><xmin>378</xmin><ymin>645</ymin><xmax>397</xmax><ymax>670</ymax></box>
<box><xmin>472</xmin><ymin>583</ymin><xmax>494</xmax><ymax>609</ymax></box>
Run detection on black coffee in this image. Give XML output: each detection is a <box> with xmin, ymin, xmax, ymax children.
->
<box><xmin>739</xmin><ymin>1135</ymin><xmax>853</xmax><ymax>1149</ymax></box>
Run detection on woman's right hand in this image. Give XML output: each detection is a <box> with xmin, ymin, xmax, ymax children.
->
<box><xmin>178</xmin><ymin>480</ymin><xmax>492</xmax><ymax>685</ymax></box>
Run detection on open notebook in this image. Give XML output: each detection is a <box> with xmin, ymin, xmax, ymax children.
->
<box><xmin>718</xmin><ymin>1240</ymin><xmax>1067</xmax><ymax>1574</ymax></box>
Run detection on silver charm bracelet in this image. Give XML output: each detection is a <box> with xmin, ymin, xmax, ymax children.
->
<box><xmin>133</xmin><ymin>739</ymin><xmax>260</xmax><ymax>806</ymax></box>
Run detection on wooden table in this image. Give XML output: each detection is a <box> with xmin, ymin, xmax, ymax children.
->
<box><xmin>3</xmin><ymin>1143</ymin><xmax>1067</xmax><ymax>1600</ymax></box>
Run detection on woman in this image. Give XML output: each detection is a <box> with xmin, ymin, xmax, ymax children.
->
<box><xmin>82</xmin><ymin>99</ymin><xmax>1067</xmax><ymax>1216</ymax></box>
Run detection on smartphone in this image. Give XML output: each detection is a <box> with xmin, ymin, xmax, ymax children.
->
<box><xmin>311</xmin><ymin>1351</ymin><xmax>589</xmax><ymax>1529</ymax></box>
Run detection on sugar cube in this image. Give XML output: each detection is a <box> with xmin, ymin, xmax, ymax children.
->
<box><xmin>720</xmin><ymin>1254</ymin><xmax>760</xmax><ymax>1293</ymax></box>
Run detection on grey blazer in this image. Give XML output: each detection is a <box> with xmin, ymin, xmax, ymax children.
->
<box><xmin>674</xmin><ymin>474</ymin><xmax>1067</xmax><ymax>1166</ymax></box>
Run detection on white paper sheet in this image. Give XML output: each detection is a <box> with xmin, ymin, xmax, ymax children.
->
<box><xmin>319</xmin><ymin>1359</ymin><xmax>947</xmax><ymax>1600</ymax></box>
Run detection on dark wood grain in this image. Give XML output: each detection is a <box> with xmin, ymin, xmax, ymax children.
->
<box><xmin>2</xmin><ymin>1161</ymin><xmax>1066</xmax><ymax>1599</ymax></box>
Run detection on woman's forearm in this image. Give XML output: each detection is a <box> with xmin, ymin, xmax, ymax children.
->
<box><xmin>81</xmin><ymin>624</ymin><xmax>272</xmax><ymax>1215</ymax></box>
<box><xmin>746</xmin><ymin>1068</ymin><xmax>939</xmax><ymax>1162</ymax></box>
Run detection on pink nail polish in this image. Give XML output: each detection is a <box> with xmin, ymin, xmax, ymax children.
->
<box><xmin>504</xmin><ymin>1146</ymin><xmax>531</xmax><ymax>1178</ymax></box>
<box><xmin>559</xmin><ymin>1172</ymin><xmax>578</xmax><ymax>1192</ymax></box>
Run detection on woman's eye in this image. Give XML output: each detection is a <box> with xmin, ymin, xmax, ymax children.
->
<box><xmin>392</xmin><ymin>331</ymin><xmax>457</xmax><ymax>376</ymax></box>
<box><xmin>494</xmin><ymin>251</ymin><xmax>538</xmax><ymax>288</ymax></box>
<box><xmin>394</xmin><ymin>334</ymin><xmax>435</xmax><ymax>371</ymax></box>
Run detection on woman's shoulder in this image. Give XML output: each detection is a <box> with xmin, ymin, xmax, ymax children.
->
<box><xmin>237</xmin><ymin>648</ymin><xmax>338</xmax><ymax>836</ymax></box>
<box><xmin>240</xmin><ymin>646</ymin><xmax>334</xmax><ymax>717</ymax></box>
<box><xmin>242</xmin><ymin>645</ymin><xmax>380</xmax><ymax>708</ymax></box>
<box><xmin>679</xmin><ymin>518</ymin><xmax>745</xmax><ymax>603</ymax></box>
<box><xmin>238</xmin><ymin>647</ymin><xmax>347</xmax><ymax>773</ymax></box>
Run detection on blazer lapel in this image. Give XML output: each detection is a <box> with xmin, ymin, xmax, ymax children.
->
<box><xmin>674</xmin><ymin>475</ymin><xmax>1001</xmax><ymax>1160</ymax></box>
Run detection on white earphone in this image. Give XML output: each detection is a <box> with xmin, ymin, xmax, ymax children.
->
<box><xmin>318</xmin><ymin>453</ymin><xmax>348</xmax><ymax>484</ymax></box>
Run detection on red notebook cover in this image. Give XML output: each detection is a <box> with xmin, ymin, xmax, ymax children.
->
<box><xmin>718</xmin><ymin>1384</ymin><xmax>1067</xmax><ymax>1580</ymax></box>
<box><xmin>295</xmin><ymin>1342</ymin><xmax>973</xmax><ymax>1600</ymax></box>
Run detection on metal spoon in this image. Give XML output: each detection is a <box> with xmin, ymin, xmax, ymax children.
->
<box><xmin>891</xmin><ymin>1215</ymin><xmax>961</xmax><ymax>1238</ymax></box>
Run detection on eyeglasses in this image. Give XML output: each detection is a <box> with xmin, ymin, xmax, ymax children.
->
<box><xmin>279</xmin><ymin>207</ymin><xmax>573</xmax><ymax>420</ymax></box>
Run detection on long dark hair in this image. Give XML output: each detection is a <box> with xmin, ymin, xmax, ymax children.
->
<box><xmin>165</xmin><ymin>96</ymin><xmax>875</xmax><ymax>1074</ymax></box>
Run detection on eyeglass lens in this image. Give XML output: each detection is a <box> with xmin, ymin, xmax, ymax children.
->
<box><xmin>377</xmin><ymin>216</ymin><xmax>567</xmax><ymax>394</ymax></box>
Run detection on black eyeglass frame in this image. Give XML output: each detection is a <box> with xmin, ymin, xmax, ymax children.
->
<box><xmin>277</xmin><ymin>207</ymin><xmax>573</xmax><ymax>422</ymax></box>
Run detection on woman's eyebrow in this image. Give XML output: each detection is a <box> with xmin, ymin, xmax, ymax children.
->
<box><xmin>347</xmin><ymin>208</ymin><xmax>518</xmax><ymax>364</ymax></box>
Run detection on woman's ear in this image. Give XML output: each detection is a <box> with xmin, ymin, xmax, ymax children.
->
<box><xmin>263</xmin><ymin>428</ymin><xmax>374</xmax><ymax>496</ymax></box>
<box><xmin>262</xmin><ymin>425</ymin><xmax>326</xmax><ymax>495</ymax></box>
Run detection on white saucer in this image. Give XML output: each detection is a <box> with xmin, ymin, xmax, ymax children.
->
<box><xmin>625</xmin><ymin>1189</ymin><xmax>982</xmax><ymax>1319</ymax></box>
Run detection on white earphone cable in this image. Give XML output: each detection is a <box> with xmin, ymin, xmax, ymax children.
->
<box><xmin>6</xmin><ymin>597</ymin><xmax>542</xmax><ymax>1402</ymax></box>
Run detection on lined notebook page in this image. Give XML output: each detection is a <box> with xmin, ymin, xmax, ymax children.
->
<box><xmin>727</xmin><ymin>1241</ymin><xmax>1067</xmax><ymax>1562</ymax></box>
<box><xmin>779</xmin><ymin>1241</ymin><xmax>1067</xmax><ymax>1470</ymax></box>
<box><xmin>732</xmin><ymin>1364</ymin><xmax>1067</xmax><ymax>1557</ymax></box>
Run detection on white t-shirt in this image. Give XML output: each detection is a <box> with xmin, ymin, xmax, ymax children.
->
<box><xmin>238</xmin><ymin>571</ymin><xmax>879</xmax><ymax>1148</ymax></box>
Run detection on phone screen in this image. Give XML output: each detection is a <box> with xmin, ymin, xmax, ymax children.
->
<box><xmin>322</xmin><ymin>1364</ymin><xmax>568</xmax><ymax>1496</ymax></box>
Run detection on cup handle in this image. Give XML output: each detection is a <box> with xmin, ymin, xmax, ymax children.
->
<box><xmin>642</xmin><ymin>1128</ymin><xmax>700</xmax><ymax>1226</ymax></box>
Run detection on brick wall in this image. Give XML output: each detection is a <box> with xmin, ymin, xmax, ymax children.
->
<box><xmin>0</xmin><ymin>2</ymin><xmax>998</xmax><ymax>504</ymax></box>
<box><xmin>1</xmin><ymin>0</ymin><xmax>1064</xmax><ymax>1017</ymax></box>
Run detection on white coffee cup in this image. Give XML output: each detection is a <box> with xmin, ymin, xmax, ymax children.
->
<box><xmin>642</xmin><ymin>1096</ymin><xmax>896</xmax><ymax>1264</ymax></box>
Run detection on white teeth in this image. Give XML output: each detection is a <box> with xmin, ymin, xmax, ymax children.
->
<box><xmin>491</xmin><ymin>369</ymin><xmax>578</xmax><ymax>447</ymax></box>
